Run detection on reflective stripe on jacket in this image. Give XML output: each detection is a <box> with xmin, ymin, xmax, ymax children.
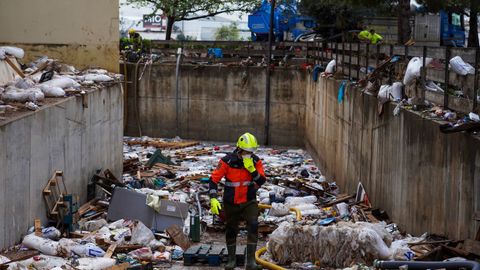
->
<box><xmin>209</xmin><ymin>151</ymin><xmax>266</xmax><ymax>204</ymax></box>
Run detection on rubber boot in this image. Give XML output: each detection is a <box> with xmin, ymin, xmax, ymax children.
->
<box><xmin>225</xmin><ymin>244</ymin><xmax>237</xmax><ymax>270</ymax></box>
<box><xmin>245</xmin><ymin>243</ymin><xmax>262</xmax><ymax>270</ymax></box>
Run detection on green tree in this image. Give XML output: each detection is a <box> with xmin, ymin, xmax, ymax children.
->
<box><xmin>215</xmin><ymin>23</ymin><xmax>241</xmax><ymax>41</ymax></box>
<box><xmin>125</xmin><ymin>0</ymin><xmax>258</xmax><ymax>40</ymax></box>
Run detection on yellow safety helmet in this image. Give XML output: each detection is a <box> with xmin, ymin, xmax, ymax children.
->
<box><xmin>236</xmin><ymin>132</ymin><xmax>259</xmax><ymax>152</ymax></box>
<box><xmin>128</xmin><ymin>28</ymin><xmax>136</xmax><ymax>35</ymax></box>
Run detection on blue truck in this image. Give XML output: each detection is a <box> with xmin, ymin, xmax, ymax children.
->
<box><xmin>247</xmin><ymin>0</ymin><xmax>316</xmax><ymax>41</ymax></box>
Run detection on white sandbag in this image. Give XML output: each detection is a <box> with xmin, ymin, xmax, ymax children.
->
<box><xmin>0</xmin><ymin>46</ymin><xmax>25</xmax><ymax>59</ymax></box>
<box><xmin>79</xmin><ymin>218</ymin><xmax>108</xmax><ymax>232</ymax></box>
<box><xmin>0</xmin><ymin>255</ymin><xmax>9</xmax><ymax>264</ymax></box>
<box><xmin>325</xmin><ymin>60</ymin><xmax>336</xmax><ymax>74</ymax></box>
<box><xmin>2</xmin><ymin>87</ymin><xmax>44</xmax><ymax>102</ymax></box>
<box><xmin>391</xmin><ymin>82</ymin><xmax>403</xmax><ymax>101</ymax></box>
<box><xmin>76</xmin><ymin>257</ymin><xmax>116</xmax><ymax>270</ymax></box>
<box><xmin>83</xmin><ymin>74</ymin><xmax>113</xmax><ymax>82</ymax></box>
<box><xmin>0</xmin><ymin>48</ymin><xmax>5</xmax><ymax>60</ymax></box>
<box><xmin>71</xmin><ymin>242</ymin><xmax>105</xmax><ymax>257</ymax></box>
<box><xmin>40</xmin><ymin>77</ymin><xmax>80</xmax><ymax>89</ymax></box>
<box><xmin>403</xmin><ymin>57</ymin><xmax>432</xmax><ymax>85</ymax></box>
<box><xmin>269</xmin><ymin>203</ymin><xmax>290</xmax><ymax>217</ymax></box>
<box><xmin>13</xmin><ymin>78</ymin><xmax>35</xmax><ymax>89</ymax></box>
<box><xmin>285</xmin><ymin>195</ymin><xmax>317</xmax><ymax>206</ymax></box>
<box><xmin>449</xmin><ymin>56</ymin><xmax>475</xmax><ymax>75</ymax></box>
<box><xmin>22</xmin><ymin>234</ymin><xmax>58</xmax><ymax>256</ymax></box>
<box><xmin>8</xmin><ymin>255</ymin><xmax>68</xmax><ymax>270</ymax></box>
<box><xmin>87</xmin><ymin>69</ymin><xmax>108</xmax><ymax>74</ymax></box>
<box><xmin>39</xmin><ymin>84</ymin><xmax>65</xmax><ymax>97</ymax></box>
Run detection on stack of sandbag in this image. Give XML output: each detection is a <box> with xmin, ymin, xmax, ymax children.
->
<box><xmin>267</xmin><ymin>221</ymin><xmax>393</xmax><ymax>268</ymax></box>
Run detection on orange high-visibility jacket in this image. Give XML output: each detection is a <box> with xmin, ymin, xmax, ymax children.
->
<box><xmin>209</xmin><ymin>151</ymin><xmax>266</xmax><ymax>204</ymax></box>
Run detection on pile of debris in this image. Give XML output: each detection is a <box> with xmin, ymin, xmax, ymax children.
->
<box><xmin>0</xmin><ymin>46</ymin><xmax>121</xmax><ymax>118</ymax></box>
<box><xmin>2</xmin><ymin>136</ymin><xmax>479</xmax><ymax>270</ymax></box>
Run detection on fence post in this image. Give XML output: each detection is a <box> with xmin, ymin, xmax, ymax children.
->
<box><xmin>342</xmin><ymin>33</ymin><xmax>345</xmax><ymax>76</ymax></box>
<box><xmin>474</xmin><ymin>47</ymin><xmax>479</xmax><ymax>112</ymax></box>
<box><xmin>349</xmin><ymin>43</ymin><xmax>352</xmax><ymax>80</ymax></box>
<box><xmin>421</xmin><ymin>46</ymin><xmax>427</xmax><ymax>104</ymax></box>
<box><xmin>365</xmin><ymin>43</ymin><xmax>370</xmax><ymax>79</ymax></box>
<box><xmin>444</xmin><ymin>47</ymin><xmax>450</xmax><ymax>109</ymax></box>
<box><xmin>389</xmin><ymin>44</ymin><xmax>394</xmax><ymax>83</ymax></box>
<box><xmin>335</xmin><ymin>42</ymin><xmax>338</xmax><ymax>67</ymax></box>
<box><xmin>357</xmin><ymin>42</ymin><xmax>360</xmax><ymax>79</ymax></box>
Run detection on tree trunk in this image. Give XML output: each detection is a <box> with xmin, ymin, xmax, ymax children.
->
<box><xmin>166</xmin><ymin>16</ymin><xmax>175</xmax><ymax>40</ymax></box>
<box><xmin>468</xmin><ymin>0</ymin><xmax>479</xmax><ymax>47</ymax></box>
<box><xmin>397</xmin><ymin>0</ymin><xmax>412</xmax><ymax>44</ymax></box>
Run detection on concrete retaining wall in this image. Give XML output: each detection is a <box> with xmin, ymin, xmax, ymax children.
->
<box><xmin>0</xmin><ymin>84</ymin><xmax>124</xmax><ymax>249</ymax></box>
<box><xmin>124</xmin><ymin>64</ymin><xmax>306</xmax><ymax>147</ymax></box>
<box><xmin>306</xmin><ymin>77</ymin><xmax>480</xmax><ymax>240</ymax></box>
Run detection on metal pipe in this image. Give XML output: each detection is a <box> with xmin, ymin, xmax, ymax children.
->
<box><xmin>255</xmin><ymin>247</ymin><xmax>288</xmax><ymax>270</ymax></box>
<box><xmin>264</xmin><ymin>0</ymin><xmax>275</xmax><ymax>145</ymax></box>
<box><xmin>474</xmin><ymin>47</ymin><xmax>479</xmax><ymax>111</ymax></box>
<box><xmin>444</xmin><ymin>47</ymin><xmax>450</xmax><ymax>108</ymax></box>
<box><xmin>374</xmin><ymin>260</ymin><xmax>480</xmax><ymax>270</ymax></box>
<box><xmin>175</xmin><ymin>47</ymin><xmax>183</xmax><ymax>136</ymax></box>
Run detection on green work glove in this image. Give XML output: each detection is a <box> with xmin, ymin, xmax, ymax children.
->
<box><xmin>243</xmin><ymin>157</ymin><xmax>256</xmax><ymax>173</ymax></box>
<box><xmin>210</xmin><ymin>198</ymin><xmax>222</xmax><ymax>215</ymax></box>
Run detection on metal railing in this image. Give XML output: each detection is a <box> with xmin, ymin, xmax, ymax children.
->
<box><xmin>147</xmin><ymin>40</ymin><xmax>479</xmax><ymax>113</ymax></box>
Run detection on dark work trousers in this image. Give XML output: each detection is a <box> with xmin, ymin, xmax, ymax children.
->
<box><xmin>224</xmin><ymin>200</ymin><xmax>259</xmax><ymax>246</ymax></box>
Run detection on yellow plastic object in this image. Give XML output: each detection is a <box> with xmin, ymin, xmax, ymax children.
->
<box><xmin>258</xmin><ymin>204</ymin><xmax>302</xmax><ymax>221</ymax></box>
<box><xmin>255</xmin><ymin>246</ymin><xmax>288</xmax><ymax>270</ymax></box>
<box><xmin>210</xmin><ymin>198</ymin><xmax>222</xmax><ymax>215</ymax></box>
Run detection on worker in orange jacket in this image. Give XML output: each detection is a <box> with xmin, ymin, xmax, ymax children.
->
<box><xmin>209</xmin><ymin>132</ymin><xmax>266</xmax><ymax>270</ymax></box>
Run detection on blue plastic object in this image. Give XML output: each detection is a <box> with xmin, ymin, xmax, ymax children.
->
<box><xmin>207</xmin><ymin>48</ymin><xmax>223</xmax><ymax>58</ymax></box>
<box><xmin>312</xmin><ymin>65</ymin><xmax>324</xmax><ymax>82</ymax></box>
<box><xmin>319</xmin><ymin>217</ymin><xmax>336</xmax><ymax>226</ymax></box>
<box><xmin>440</xmin><ymin>10</ymin><xmax>465</xmax><ymax>47</ymax></box>
<box><xmin>338</xmin><ymin>81</ymin><xmax>347</xmax><ymax>104</ymax></box>
<box><xmin>248</xmin><ymin>0</ymin><xmax>316</xmax><ymax>41</ymax></box>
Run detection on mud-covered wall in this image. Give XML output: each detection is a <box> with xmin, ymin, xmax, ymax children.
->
<box><xmin>306</xmin><ymin>77</ymin><xmax>480</xmax><ymax>240</ymax></box>
<box><xmin>124</xmin><ymin>64</ymin><xmax>307</xmax><ymax>147</ymax></box>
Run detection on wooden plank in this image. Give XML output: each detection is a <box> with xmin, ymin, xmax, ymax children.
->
<box><xmin>104</xmin><ymin>243</ymin><xmax>117</xmax><ymax>258</ymax></box>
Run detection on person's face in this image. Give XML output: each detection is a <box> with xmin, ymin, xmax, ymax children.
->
<box><xmin>238</xmin><ymin>149</ymin><xmax>253</xmax><ymax>158</ymax></box>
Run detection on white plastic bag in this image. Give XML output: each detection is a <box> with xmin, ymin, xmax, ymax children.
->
<box><xmin>379</xmin><ymin>83</ymin><xmax>402</xmax><ymax>102</ymax></box>
<box><xmin>425</xmin><ymin>81</ymin><xmax>444</xmax><ymax>92</ymax></box>
<box><xmin>0</xmin><ymin>46</ymin><xmax>25</xmax><ymax>59</ymax></box>
<box><xmin>325</xmin><ymin>60</ymin><xmax>336</xmax><ymax>74</ymax></box>
<box><xmin>39</xmin><ymin>85</ymin><xmax>65</xmax><ymax>97</ymax></box>
<box><xmin>403</xmin><ymin>57</ymin><xmax>432</xmax><ymax>85</ymax></box>
<box><xmin>128</xmin><ymin>247</ymin><xmax>153</xmax><ymax>260</ymax></box>
<box><xmin>22</xmin><ymin>234</ymin><xmax>59</xmax><ymax>256</ymax></box>
<box><xmin>130</xmin><ymin>221</ymin><xmax>155</xmax><ymax>245</ymax></box>
<box><xmin>450</xmin><ymin>56</ymin><xmax>475</xmax><ymax>75</ymax></box>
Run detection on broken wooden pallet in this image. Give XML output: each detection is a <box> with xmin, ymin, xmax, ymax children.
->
<box><xmin>126</xmin><ymin>139</ymin><xmax>199</xmax><ymax>149</ymax></box>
